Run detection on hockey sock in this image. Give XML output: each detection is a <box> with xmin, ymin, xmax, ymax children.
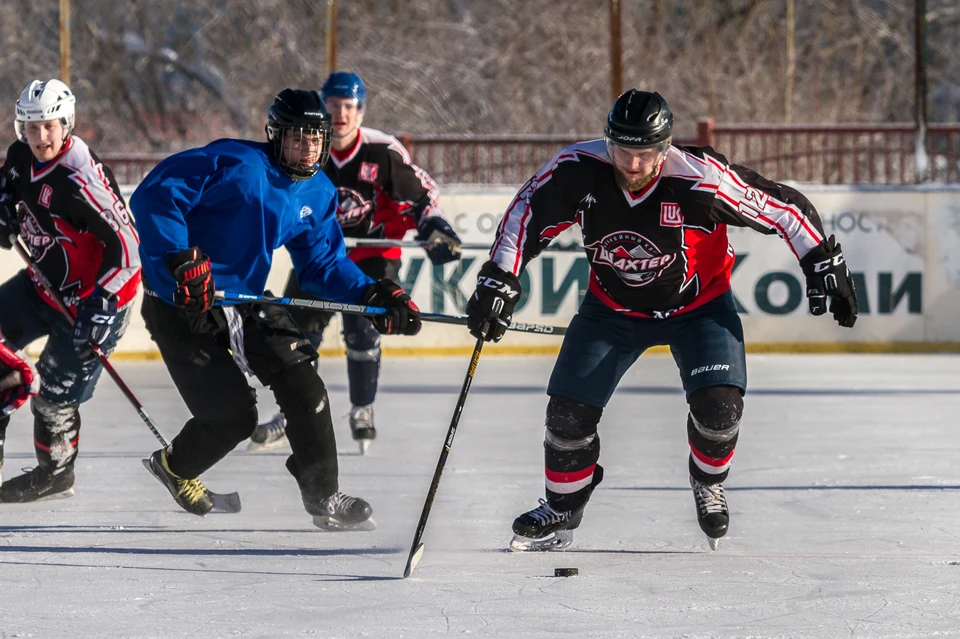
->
<box><xmin>32</xmin><ymin>396</ymin><xmax>80</xmax><ymax>471</ymax></box>
<box><xmin>543</xmin><ymin>395</ymin><xmax>604</xmax><ymax>511</ymax></box>
<box><xmin>686</xmin><ymin>385</ymin><xmax>743</xmax><ymax>484</ymax></box>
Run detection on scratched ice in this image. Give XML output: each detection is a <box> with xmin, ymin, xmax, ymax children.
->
<box><xmin>1</xmin><ymin>353</ymin><xmax>959</xmax><ymax>638</ymax></box>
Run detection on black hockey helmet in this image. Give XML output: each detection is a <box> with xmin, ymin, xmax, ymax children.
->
<box><xmin>604</xmin><ymin>90</ymin><xmax>673</xmax><ymax>148</ymax></box>
<box><xmin>265</xmin><ymin>88</ymin><xmax>333</xmax><ymax>180</ymax></box>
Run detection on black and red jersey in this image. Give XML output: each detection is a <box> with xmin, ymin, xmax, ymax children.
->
<box><xmin>490</xmin><ymin>140</ymin><xmax>826</xmax><ymax>318</ymax></box>
<box><xmin>323</xmin><ymin>127</ymin><xmax>440</xmax><ymax>261</ymax></box>
<box><xmin>2</xmin><ymin>137</ymin><xmax>141</xmax><ymax>310</ymax></box>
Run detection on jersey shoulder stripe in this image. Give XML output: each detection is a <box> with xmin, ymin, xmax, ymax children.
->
<box><xmin>359</xmin><ymin>127</ymin><xmax>411</xmax><ymax>163</ymax></box>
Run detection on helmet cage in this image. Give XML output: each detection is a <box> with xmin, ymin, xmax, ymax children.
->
<box><xmin>266</xmin><ymin>122</ymin><xmax>332</xmax><ymax>181</ymax></box>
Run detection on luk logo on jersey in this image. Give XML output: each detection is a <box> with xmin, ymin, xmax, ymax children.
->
<box><xmin>660</xmin><ymin>202</ymin><xmax>682</xmax><ymax>227</ymax></box>
<box><xmin>586</xmin><ymin>231</ymin><xmax>676</xmax><ymax>287</ymax></box>
<box><xmin>359</xmin><ymin>162</ymin><xmax>379</xmax><ymax>183</ymax></box>
<box><xmin>39</xmin><ymin>184</ymin><xmax>53</xmax><ymax>208</ymax></box>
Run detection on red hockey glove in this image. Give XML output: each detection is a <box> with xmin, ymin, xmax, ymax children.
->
<box><xmin>0</xmin><ymin>339</ymin><xmax>38</xmax><ymax>416</ymax></box>
<box><xmin>167</xmin><ymin>247</ymin><xmax>215</xmax><ymax>312</ymax></box>
<box><xmin>361</xmin><ymin>279</ymin><xmax>422</xmax><ymax>336</ymax></box>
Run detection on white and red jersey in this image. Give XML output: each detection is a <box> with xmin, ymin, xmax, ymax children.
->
<box><xmin>490</xmin><ymin>140</ymin><xmax>825</xmax><ymax>318</ymax></box>
<box><xmin>324</xmin><ymin>127</ymin><xmax>441</xmax><ymax>261</ymax></box>
<box><xmin>2</xmin><ymin>137</ymin><xmax>140</xmax><ymax>310</ymax></box>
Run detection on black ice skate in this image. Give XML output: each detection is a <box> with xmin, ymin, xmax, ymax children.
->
<box><xmin>690</xmin><ymin>475</ymin><xmax>729</xmax><ymax>550</ymax></box>
<box><xmin>349</xmin><ymin>404</ymin><xmax>376</xmax><ymax>455</ymax></box>
<box><xmin>509</xmin><ymin>498</ymin><xmax>584</xmax><ymax>552</ymax></box>
<box><xmin>0</xmin><ymin>466</ymin><xmax>75</xmax><ymax>502</ymax></box>
<box><xmin>143</xmin><ymin>449</ymin><xmax>214</xmax><ymax>517</ymax></box>
<box><xmin>247</xmin><ymin>412</ymin><xmax>289</xmax><ymax>452</ymax></box>
<box><xmin>310</xmin><ymin>491</ymin><xmax>376</xmax><ymax>531</ymax></box>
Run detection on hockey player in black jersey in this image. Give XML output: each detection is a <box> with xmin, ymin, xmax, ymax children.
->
<box><xmin>250</xmin><ymin>72</ymin><xmax>462</xmax><ymax>455</ymax></box>
<box><xmin>466</xmin><ymin>90</ymin><xmax>858</xmax><ymax>551</ymax></box>
<box><xmin>0</xmin><ymin>79</ymin><xmax>141</xmax><ymax>502</ymax></box>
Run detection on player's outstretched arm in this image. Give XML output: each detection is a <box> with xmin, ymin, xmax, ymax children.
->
<box><xmin>798</xmin><ymin>235</ymin><xmax>858</xmax><ymax>328</ymax></box>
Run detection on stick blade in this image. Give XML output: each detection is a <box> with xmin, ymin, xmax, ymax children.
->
<box><xmin>403</xmin><ymin>543</ymin><xmax>425</xmax><ymax>578</ymax></box>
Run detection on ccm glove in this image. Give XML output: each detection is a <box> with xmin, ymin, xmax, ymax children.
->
<box><xmin>799</xmin><ymin>234</ymin><xmax>858</xmax><ymax>328</ymax></box>
<box><xmin>361</xmin><ymin>278</ymin><xmax>422</xmax><ymax>336</ymax></box>
<box><xmin>0</xmin><ymin>170</ymin><xmax>19</xmax><ymax>250</ymax></box>
<box><xmin>466</xmin><ymin>260</ymin><xmax>521</xmax><ymax>342</ymax></box>
<box><xmin>167</xmin><ymin>247</ymin><xmax>215</xmax><ymax>312</ymax></box>
<box><xmin>416</xmin><ymin>216</ymin><xmax>463</xmax><ymax>265</ymax></box>
<box><xmin>0</xmin><ymin>339</ymin><xmax>38</xmax><ymax>416</ymax></box>
<box><xmin>72</xmin><ymin>288</ymin><xmax>118</xmax><ymax>361</ymax></box>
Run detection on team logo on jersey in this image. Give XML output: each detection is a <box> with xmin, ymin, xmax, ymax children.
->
<box><xmin>359</xmin><ymin>162</ymin><xmax>379</xmax><ymax>183</ymax></box>
<box><xmin>17</xmin><ymin>204</ymin><xmax>55</xmax><ymax>261</ymax></box>
<box><xmin>335</xmin><ymin>187</ymin><xmax>376</xmax><ymax>232</ymax></box>
<box><xmin>39</xmin><ymin>184</ymin><xmax>53</xmax><ymax>208</ymax></box>
<box><xmin>299</xmin><ymin>205</ymin><xmax>313</xmax><ymax>219</ymax></box>
<box><xmin>660</xmin><ymin>202</ymin><xmax>682</xmax><ymax>227</ymax></box>
<box><xmin>586</xmin><ymin>231</ymin><xmax>676</xmax><ymax>287</ymax></box>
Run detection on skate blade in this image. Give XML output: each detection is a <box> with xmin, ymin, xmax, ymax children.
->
<box><xmin>358</xmin><ymin>439</ymin><xmax>371</xmax><ymax>455</ymax></box>
<box><xmin>246</xmin><ymin>435</ymin><xmax>289</xmax><ymax>452</ymax></box>
<box><xmin>312</xmin><ymin>515</ymin><xmax>377</xmax><ymax>532</ymax></box>
<box><xmin>508</xmin><ymin>530</ymin><xmax>574</xmax><ymax>552</ymax></box>
<box><xmin>33</xmin><ymin>487</ymin><xmax>75</xmax><ymax>502</ymax></box>
<box><xmin>707</xmin><ymin>536</ymin><xmax>720</xmax><ymax>551</ymax></box>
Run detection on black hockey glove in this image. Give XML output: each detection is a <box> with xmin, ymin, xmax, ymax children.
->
<box><xmin>167</xmin><ymin>247</ymin><xmax>215</xmax><ymax>313</ymax></box>
<box><xmin>416</xmin><ymin>216</ymin><xmax>462</xmax><ymax>265</ymax></box>
<box><xmin>0</xmin><ymin>169</ymin><xmax>19</xmax><ymax>250</ymax></box>
<box><xmin>466</xmin><ymin>260</ymin><xmax>522</xmax><ymax>342</ymax></box>
<box><xmin>72</xmin><ymin>288</ymin><xmax>118</xmax><ymax>362</ymax></box>
<box><xmin>361</xmin><ymin>278</ymin><xmax>422</xmax><ymax>336</ymax></box>
<box><xmin>799</xmin><ymin>234</ymin><xmax>858</xmax><ymax>328</ymax></box>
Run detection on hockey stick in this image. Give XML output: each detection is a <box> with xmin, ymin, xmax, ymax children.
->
<box><xmin>345</xmin><ymin>238</ymin><xmax>584</xmax><ymax>253</ymax></box>
<box><xmin>403</xmin><ymin>323</ymin><xmax>489</xmax><ymax>578</ymax></box>
<box><xmin>12</xmin><ymin>238</ymin><xmax>241</xmax><ymax>513</ymax></box>
<box><xmin>214</xmin><ymin>291</ymin><xmax>567</xmax><ymax>336</ymax></box>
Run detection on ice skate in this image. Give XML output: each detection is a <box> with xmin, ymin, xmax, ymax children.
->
<box><xmin>247</xmin><ymin>412</ymin><xmax>289</xmax><ymax>452</ymax></box>
<box><xmin>349</xmin><ymin>404</ymin><xmax>376</xmax><ymax>455</ymax></box>
<box><xmin>690</xmin><ymin>475</ymin><xmax>729</xmax><ymax>550</ymax></box>
<box><xmin>509</xmin><ymin>498</ymin><xmax>584</xmax><ymax>551</ymax></box>
<box><xmin>0</xmin><ymin>466</ymin><xmax>75</xmax><ymax>502</ymax></box>
<box><xmin>310</xmin><ymin>491</ymin><xmax>376</xmax><ymax>531</ymax></box>
<box><xmin>143</xmin><ymin>448</ymin><xmax>214</xmax><ymax>517</ymax></box>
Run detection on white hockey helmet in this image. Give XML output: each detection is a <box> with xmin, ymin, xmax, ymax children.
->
<box><xmin>14</xmin><ymin>79</ymin><xmax>76</xmax><ymax>143</ymax></box>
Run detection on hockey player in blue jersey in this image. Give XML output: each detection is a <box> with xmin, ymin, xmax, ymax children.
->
<box><xmin>130</xmin><ymin>88</ymin><xmax>421</xmax><ymax>529</ymax></box>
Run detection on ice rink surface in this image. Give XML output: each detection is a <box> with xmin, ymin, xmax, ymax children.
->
<box><xmin>2</xmin><ymin>353</ymin><xmax>960</xmax><ymax>638</ymax></box>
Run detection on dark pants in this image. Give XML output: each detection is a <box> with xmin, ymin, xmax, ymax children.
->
<box><xmin>142</xmin><ymin>294</ymin><xmax>340</xmax><ymax>502</ymax></box>
<box><xmin>283</xmin><ymin>257</ymin><xmax>400</xmax><ymax>407</ymax></box>
<box><xmin>0</xmin><ymin>270</ymin><xmax>131</xmax><ymax>470</ymax></box>
<box><xmin>542</xmin><ymin>290</ymin><xmax>747</xmax><ymax>510</ymax></box>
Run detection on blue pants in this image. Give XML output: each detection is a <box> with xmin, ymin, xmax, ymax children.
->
<box><xmin>548</xmin><ymin>290</ymin><xmax>747</xmax><ymax>406</ymax></box>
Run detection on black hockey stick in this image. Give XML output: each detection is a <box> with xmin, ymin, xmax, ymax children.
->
<box><xmin>403</xmin><ymin>322</ymin><xmax>490</xmax><ymax>578</ymax></box>
<box><xmin>345</xmin><ymin>237</ymin><xmax>584</xmax><ymax>253</ymax></box>
<box><xmin>12</xmin><ymin>238</ymin><xmax>241</xmax><ymax>514</ymax></box>
<box><xmin>214</xmin><ymin>291</ymin><xmax>567</xmax><ymax>336</ymax></box>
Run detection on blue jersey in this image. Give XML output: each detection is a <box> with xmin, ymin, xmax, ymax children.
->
<box><xmin>131</xmin><ymin>139</ymin><xmax>373</xmax><ymax>306</ymax></box>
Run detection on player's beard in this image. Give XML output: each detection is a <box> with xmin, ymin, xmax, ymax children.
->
<box><xmin>614</xmin><ymin>166</ymin><xmax>657</xmax><ymax>192</ymax></box>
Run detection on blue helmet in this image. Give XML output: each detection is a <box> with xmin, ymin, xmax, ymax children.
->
<box><xmin>320</xmin><ymin>72</ymin><xmax>367</xmax><ymax>108</ymax></box>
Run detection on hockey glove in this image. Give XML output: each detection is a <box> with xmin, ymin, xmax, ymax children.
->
<box><xmin>167</xmin><ymin>247</ymin><xmax>215</xmax><ymax>313</ymax></box>
<box><xmin>799</xmin><ymin>234</ymin><xmax>858</xmax><ymax>328</ymax></box>
<box><xmin>466</xmin><ymin>260</ymin><xmax>522</xmax><ymax>342</ymax></box>
<box><xmin>416</xmin><ymin>216</ymin><xmax>463</xmax><ymax>265</ymax></box>
<box><xmin>0</xmin><ymin>170</ymin><xmax>19</xmax><ymax>250</ymax></box>
<box><xmin>72</xmin><ymin>288</ymin><xmax>118</xmax><ymax>362</ymax></box>
<box><xmin>361</xmin><ymin>279</ymin><xmax>422</xmax><ymax>336</ymax></box>
<box><xmin>0</xmin><ymin>339</ymin><xmax>38</xmax><ymax>417</ymax></box>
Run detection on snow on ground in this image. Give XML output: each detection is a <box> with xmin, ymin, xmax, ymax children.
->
<box><xmin>1</xmin><ymin>353</ymin><xmax>960</xmax><ymax>638</ymax></box>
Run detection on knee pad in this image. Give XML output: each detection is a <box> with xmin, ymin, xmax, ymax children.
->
<box><xmin>342</xmin><ymin>314</ymin><xmax>381</xmax><ymax>359</ymax></box>
<box><xmin>544</xmin><ymin>395</ymin><xmax>603</xmax><ymax>451</ymax></box>
<box><xmin>688</xmin><ymin>385</ymin><xmax>743</xmax><ymax>442</ymax></box>
<box><xmin>271</xmin><ymin>361</ymin><xmax>329</xmax><ymax>421</ymax></box>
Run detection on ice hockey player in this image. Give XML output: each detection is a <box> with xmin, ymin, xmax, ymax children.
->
<box><xmin>466</xmin><ymin>89</ymin><xmax>858</xmax><ymax>551</ymax></box>
<box><xmin>130</xmin><ymin>88</ymin><xmax>421</xmax><ymax>529</ymax></box>
<box><xmin>249</xmin><ymin>71</ymin><xmax>461</xmax><ymax>455</ymax></box>
<box><xmin>0</xmin><ymin>335</ymin><xmax>40</xmax><ymax>485</ymax></box>
<box><xmin>0</xmin><ymin>79</ymin><xmax>141</xmax><ymax>502</ymax></box>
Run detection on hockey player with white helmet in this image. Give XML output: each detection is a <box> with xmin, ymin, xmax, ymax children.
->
<box><xmin>467</xmin><ymin>89</ymin><xmax>858</xmax><ymax>551</ymax></box>
<box><xmin>0</xmin><ymin>79</ymin><xmax>141</xmax><ymax>502</ymax></box>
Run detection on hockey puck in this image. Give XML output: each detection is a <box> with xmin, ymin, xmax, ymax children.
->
<box><xmin>554</xmin><ymin>568</ymin><xmax>578</xmax><ymax>577</ymax></box>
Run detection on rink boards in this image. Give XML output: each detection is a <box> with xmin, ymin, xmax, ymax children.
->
<box><xmin>4</xmin><ymin>184</ymin><xmax>960</xmax><ymax>354</ymax></box>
